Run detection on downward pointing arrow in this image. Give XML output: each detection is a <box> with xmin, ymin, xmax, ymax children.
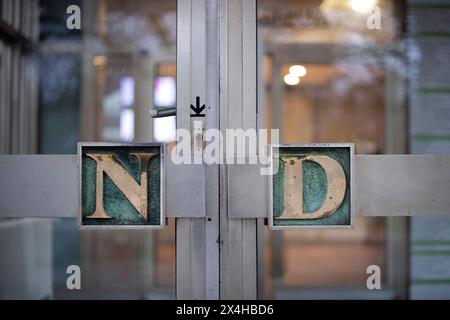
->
<box><xmin>190</xmin><ymin>96</ymin><xmax>206</xmax><ymax>117</ymax></box>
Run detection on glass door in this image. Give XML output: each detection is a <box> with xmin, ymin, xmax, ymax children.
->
<box><xmin>257</xmin><ymin>0</ymin><xmax>407</xmax><ymax>299</ymax></box>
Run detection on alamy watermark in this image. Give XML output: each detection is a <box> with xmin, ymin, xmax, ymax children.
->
<box><xmin>66</xmin><ymin>5</ymin><xmax>81</xmax><ymax>30</ymax></box>
<box><xmin>170</xmin><ymin>121</ymin><xmax>279</xmax><ymax>175</ymax></box>
<box><xmin>366</xmin><ymin>265</ymin><xmax>381</xmax><ymax>290</ymax></box>
<box><xmin>66</xmin><ymin>265</ymin><xmax>81</xmax><ymax>290</ymax></box>
<box><xmin>366</xmin><ymin>5</ymin><xmax>381</xmax><ymax>30</ymax></box>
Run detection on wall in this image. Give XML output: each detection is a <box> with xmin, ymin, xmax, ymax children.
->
<box><xmin>408</xmin><ymin>0</ymin><xmax>450</xmax><ymax>299</ymax></box>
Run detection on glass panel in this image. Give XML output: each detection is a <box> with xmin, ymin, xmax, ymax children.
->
<box><xmin>37</xmin><ymin>0</ymin><xmax>176</xmax><ymax>299</ymax></box>
<box><xmin>153</xmin><ymin>62</ymin><xmax>176</xmax><ymax>142</ymax></box>
<box><xmin>258</xmin><ymin>0</ymin><xmax>403</xmax><ymax>299</ymax></box>
<box><xmin>97</xmin><ymin>56</ymin><xmax>136</xmax><ymax>142</ymax></box>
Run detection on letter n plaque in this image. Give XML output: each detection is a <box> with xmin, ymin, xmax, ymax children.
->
<box><xmin>269</xmin><ymin>144</ymin><xmax>354</xmax><ymax>229</ymax></box>
<box><xmin>78</xmin><ymin>143</ymin><xmax>164</xmax><ymax>228</ymax></box>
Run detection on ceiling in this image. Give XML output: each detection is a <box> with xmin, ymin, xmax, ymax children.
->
<box><xmin>258</xmin><ymin>0</ymin><xmax>398</xmax><ymax>45</ymax></box>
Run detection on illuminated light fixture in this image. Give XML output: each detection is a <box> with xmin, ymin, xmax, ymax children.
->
<box><xmin>93</xmin><ymin>55</ymin><xmax>107</xmax><ymax>66</ymax></box>
<box><xmin>154</xmin><ymin>76</ymin><xmax>176</xmax><ymax>107</ymax></box>
<box><xmin>351</xmin><ymin>0</ymin><xmax>377</xmax><ymax>13</ymax></box>
<box><xmin>289</xmin><ymin>65</ymin><xmax>307</xmax><ymax>77</ymax></box>
<box><xmin>120</xmin><ymin>109</ymin><xmax>134</xmax><ymax>142</ymax></box>
<box><xmin>284</xmin><ymin>73</ymin><xmax>300</xmax><ymax>86</ymax></box>
<box><xmin>154</xmin><ymin>116</ymin><xmax>176</xmax><ymax>142</ymax></box>
<box><xmin>120</xmin><ymin>77</ymin><xmax>134</xmax><ymax>107</ymax></box>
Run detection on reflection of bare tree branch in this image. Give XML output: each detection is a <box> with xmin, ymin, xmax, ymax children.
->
<box><xmin>148</xmin><ymin>14</ymin><xmax>170</xmax><ymax>48</ymax></box>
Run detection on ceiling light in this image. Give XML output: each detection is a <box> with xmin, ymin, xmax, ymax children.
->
<box><xmin>284</xmin><ymin>74</ymin><xmax>300</xmax><ymax>86</ymax></box>
<box><xmin>289</xmin><ymin>65</ymin><xmax>307</xmax><ymax>77</ymax></box>
<box><xmin>93</xmin><ymin>55</ymin><xmax>107</xmax><ymax>66</ymax></box>
<box><xmin>351</xmin><ymin>0</ymin><xmax>376</xmax><ymax>13</ymax></box>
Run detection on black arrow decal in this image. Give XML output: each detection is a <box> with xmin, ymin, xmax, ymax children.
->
<box><xmin>190</xmin><ymin>96</ymin><xmax>206</xmax><ymax>117</ymax></box>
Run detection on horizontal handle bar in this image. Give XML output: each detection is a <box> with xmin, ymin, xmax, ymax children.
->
<box><xmin>1</xmin><ymin>155</ymin><xmax>449</xmax><ymax>218</ymax></box>
<box><xmin>150</xmin><ymin>107</ymin><xmax>176</xmax><ymax>118</ymax></box>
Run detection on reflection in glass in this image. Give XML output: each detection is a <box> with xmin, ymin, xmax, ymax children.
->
<box><xmin>37</xmin><ymin>0</ymin><xmax>177</xmax><ymax>299</ymax></box>
<box><xmin>258</xmin><ymin>0</ymin><xmax>403</xmax><ymax>299</ymax></box>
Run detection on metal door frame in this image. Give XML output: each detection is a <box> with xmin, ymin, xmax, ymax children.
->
<box><xmin>174</xmin><ymin>0</ymin><xmax>260</xmax><ymax>299</ymax></box>
<box><xmin>175</xmin><ymin>0</ymin><xmax>220</xmax><ymax>299</ymax></box>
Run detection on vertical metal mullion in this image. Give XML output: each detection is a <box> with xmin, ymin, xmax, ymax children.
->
<box><xmin>269</xmin><ymin>59</ymin><xmax>284</xmax><ymax>290</ymax></box>
<box><xmin>10</xmin><ymin>45</ymin><xmax>20</xmax><ymax>153</ymax></box>
<box><xmin>384</xmin><ymin>53</ymin><xmax>409</xmax><ymax>299</ymax></box>
<box><xmin>241</xmin><ymin>0</ymin><xmax>258</xmax><ymax>299</ymax></box>
<box><xmin>31</xmin><ymin>0</ymin><xmax>38</xmax><ymax>40</ymax></box>
<box><xmin>12</xmin><ymin>0</ymin><xmax>20</xmax><ymax>31</ymax></box>
<box><xmin>2</xmin><ymin>0</ymin><xmax>13</xmax><ymax>25</ymax></box>
<box><xmin>256</xmin><ymin>30</ymin><xmax>266</xmax><ymax>300</ymax></box>
<box><xmin>242</xmin><ymin>219</ymin><xmax>257</xmax><ymax>298</ymax></box>
<box><xmin>175</xmin><ymin>0</ymin><xmax>220</xmax><ymax>300</ymax></box>
<box><xmin>0</xmin><ymin>42</ymin><xmax>7</xmax><ymax>154</ymax></box>
<box><xmin>256</xmin><ymin>218</ymin><xmax>265</xmax><ymax>299</ymax></box>
<box><xmin>176</xmin><ymin>218</ymin><xmax>192</xmax><ymax>298</ymax></box>
<box><xmin>219</xmin><ymin>0</ymin><xmax>229</xmax><ymax>298</ymax></box>
<box><xmin>242</xmin><ymin>0</ymin><xmax>256</xmax><ymax>132</ymax></box>
<box><xmin>223</xmin><ymin>0</ymin><xmax>244</xmax><ymax>300</ymax></box>
<box><xmin>190</xmin><ymin>218</ymin><xmax>206</xmax><ymax>298</ymax></box>
<box><xmin>20</xmin><ymin>0</ymin><xmax>28</xmax><ymax>39</ymax></box>
<box><xmin>219</xmin><ymin>0</ymin><xmax>258</xmax><ymax>300</ymax></box>
<box><xmin>204</xmin><ymin>0</ymin><xmax>220</xmax><ymax>300</ymax></box>
<box><xmin>3</xmin><ymin>46</ymin><xmax>12</xmax><ymax>153</ymax></box>
<box><xmin>19</xmin><ymin>51</ymin><xmax>27</xmax><ymax>153</ymax></box>
<box><xmin>175</xmin><ymin>0</ymin><xmax>194</xmax><ymax>299</ymax></box>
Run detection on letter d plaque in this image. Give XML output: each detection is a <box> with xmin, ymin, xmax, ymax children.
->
<box><xmin>78</xmin><ymin>143</ymin><xmax>165</xmax><ymax>229</ymax></box>
<box><xmin>269</xmin><ymin>144</ymin><xmax>354</xmax><ymax>229</ymax></box>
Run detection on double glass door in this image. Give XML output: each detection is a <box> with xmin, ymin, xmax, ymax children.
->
<box><xmin>1</xmin><ymin>0</ymin><xmax>408</xmax><ymax>299</ymax></box>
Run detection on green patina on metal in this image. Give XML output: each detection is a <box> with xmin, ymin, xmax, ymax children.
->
<box><xmin>81</xmin><ymin>146</ymin><xmax>161</xmax><ymax>226</ymax></box>
<box><xmin>273</xmin><ymin>146</ymin><xmax>351</xmax><ymax>226</ymax></box>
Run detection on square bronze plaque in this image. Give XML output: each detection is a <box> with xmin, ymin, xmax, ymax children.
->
<box><xmin>269</xmin><ymin>144</ymin><xmax>354</xmax><ymax>229</ymax></box>
<box><xmin>78</xmin><ymin>143</ymin><xmax>165</xmax><ymax>229</ymax></box>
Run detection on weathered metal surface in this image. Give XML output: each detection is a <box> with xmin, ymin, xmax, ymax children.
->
<box><xmin>269</xmin><ymin>144</ymin><xmax>354</xmax><ymax>228</ymax></box>
<box><xmin>0</xmin><ymin>155</ymin><xmax>78</xmax><ymax>218</ymax></box>
<box><xmin>219</xmin><ymin>0</ymin><xmax>258</xmax><ymax>299</ymax></box>
<box><xmin>0</xmin><ymin>152</ymin><xmax>205</xmax><ymax>219</ymax></box>
<box><xmin>356</xmin><ymin>155</ymin><xmax>450</xmax><ymax>216</ymax></box>
<box><xmin>165</xmin><ymin>160</ymin><xmax>206</xmax><ymax>218</ymax></box>
<box><xmin>175</xmin><ymin>0</ymin><xmax>219</xmax><ymax>300</ymax></box>
<box><xmin>2</xmin><ymin>154</ymin><xmax>450</xmax><ymax>219</ymax></box>
<box><xmin>228</xmin><ymin>161</ymin><xmax>267</xmax><ymax>219</ymax></box>
<box><xmin>79</xmin><ymin>143</ymin><xmax>164</xmax><ymax>228</ymax></box>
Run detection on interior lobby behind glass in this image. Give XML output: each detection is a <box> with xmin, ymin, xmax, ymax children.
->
<box><xmin>1</xmin><ymin>0</ymin><xmax>177</xmax><ymax>299</ymax></box>
<box><xmin>258</xmin><ymin>0</ymin><xmax>403</xmax><ymax>299</ymax></box>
